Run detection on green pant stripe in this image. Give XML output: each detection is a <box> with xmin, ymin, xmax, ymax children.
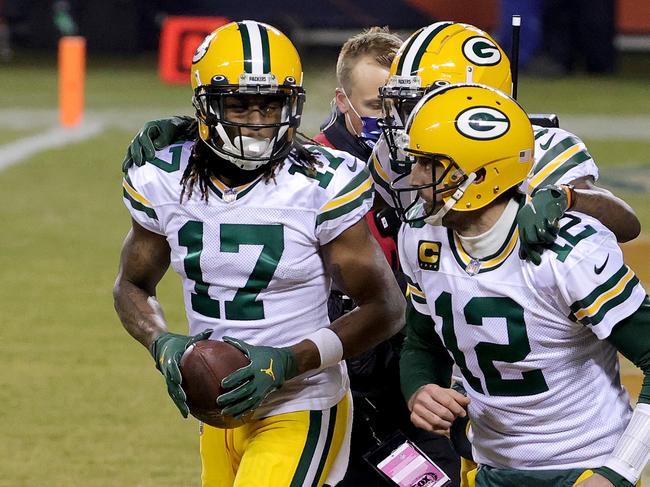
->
<box><xmin>290</xmin><ymin>410</ymin><xmax>322</xmax><ymax>487</ymax></box>
<box><xmin>311</xmin><ymin>404</ymin><xmax>338</xmax><ymax>487</ymax></box>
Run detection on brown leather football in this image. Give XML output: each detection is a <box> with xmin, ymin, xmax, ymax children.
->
<box><xmin>180</xmin><ymin>339</ymin><xmax>250</xmax><ymax>428</ymax></box>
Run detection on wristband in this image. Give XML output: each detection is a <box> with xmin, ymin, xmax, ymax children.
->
<box><xmin>308</xmin><ymin>327</ymin><xmax>344</xmax><ymax>369</ymax></box>
<box><xmin>603</xmin><ymin>403</ymin><xmax>650</xmax><ymax>484</ymax></box>
<box><xmin>559</xmin><ymin>183</ymin><xmax>575</xmax><ymax>210</ymax></box>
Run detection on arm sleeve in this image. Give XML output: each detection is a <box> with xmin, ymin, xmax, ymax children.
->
<box><xmin>398</xmin><ymin>225</ymin><xmax>453</xmax><ymax>401</ymax></box>
<box><xmin>315</xmin><ymin>148</ymin><xmax>374</xmax><ymax>245</ymax></box>
<box><xmin>606</xmin><ymin>296</ymin><xmax>650</xmax><ymax>404</ymax></box>
<box><xmin>367</xmin><ymin>139</ymin><xmax>395</xmax><ymax>208</ymax></box>
<box><xmin>400</xmin><ymin>300</ymin><xmax>454</xmax><ymax>402</ymax></box>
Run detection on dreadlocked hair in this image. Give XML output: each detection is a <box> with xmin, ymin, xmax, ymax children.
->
<box><xmin>180</xmin><ymin>136</ymin><xmax>322</xmax><ymax>203</ymax></box>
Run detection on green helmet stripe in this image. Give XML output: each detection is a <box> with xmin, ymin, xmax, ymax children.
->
<box><xmin>396</xmin><ymin>27</ymin><xmax>424</xmax><ymax>76</ymax></box>
<box><xmin>238</xmin><ymin>21</ymin><xmax>253</xmax><ymax>73</ymax></box>
<box><xmin>409</xmin><ymin>22</ymin><xmax>453</xmax><ymax>75</ymax></box>
<box><xmin>259</xmin><ymin>24</ymin><xmax>271</xmax><ymax>73</ymax></box>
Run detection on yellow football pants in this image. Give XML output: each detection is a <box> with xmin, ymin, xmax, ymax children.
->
<box><xmin>200</xmin><ymin>393</ymin><xmax>352</xmax><ymax>487</ymax></box>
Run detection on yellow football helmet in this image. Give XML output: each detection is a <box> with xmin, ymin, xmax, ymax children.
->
<box><xmin>190</xmin><ymin>20</ymin><xmax>305</xmax><ymax>170</ymax></box>
<box><xmin>391</xmin><ymin>84</ymin><xmax>534</xmax><ymax>224</ymax></box>
<box><xmin>379</xmin><ymin>22</ymin><xmax>512</xmax><ymax>163</ymax></box>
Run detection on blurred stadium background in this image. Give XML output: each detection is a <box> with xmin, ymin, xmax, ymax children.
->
<box><xmin>0</xmin><ymin>1</ymin><xmax>648</xmax><ymax>485</ymax></box>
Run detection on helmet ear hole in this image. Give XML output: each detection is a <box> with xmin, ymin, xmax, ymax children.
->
<box><xmin>474</xmin><ymin>168</ymin><xmax>486</xmax><ymax>183</ymax></box>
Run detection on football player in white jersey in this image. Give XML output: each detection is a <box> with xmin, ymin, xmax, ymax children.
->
<box><xmin>396</xmin><ymin>83</ymin><xmax>650</xmax><ymax>487</ymax></box>
<box><xmin>122</xmin><ymin>21</ymin><xmax>640</xmax><ymax>268</ymax></box>
<box><xmin>113</xmin><ymin>21</ymin><xmax>405</xmax><ymax>487</ymax></box>
<box><xmin>371</xmin><ymin>22</ymin><xmax>639</xmax><ymax>264</ymax></box>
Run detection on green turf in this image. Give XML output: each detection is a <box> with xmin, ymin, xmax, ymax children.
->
<box><xmin>1</xmin><ymin>52</ymin><xmax>649</xmax><ymax>486</ymax></box>
<box><xmin>0</xmin><ymin>130</ymin><xmax>198</xmax><ymax>486</ymax></box>
<box><xmin>0</xmin><ymin>127</ymin><xmax>41</xmax><ymax>145</ymax></box>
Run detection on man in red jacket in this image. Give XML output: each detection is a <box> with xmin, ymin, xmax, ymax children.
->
<box><xmin>312</xmin><ymin>27</ymin><xmax>462</xmax><ymax>487</ymax></box>
<box><xmin>313</xmin><ymin>26</ymin><xmax>402</xmax><ymax>271</ymax></box>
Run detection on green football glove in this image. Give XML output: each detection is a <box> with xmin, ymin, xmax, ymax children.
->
<box><xmin>217</xmin><ymin>336</ymin><xmax>298</xmax><ymax>418</ymax></box>
<box><xmin>122</xmin><ymin>115</ymin><xmax>196</xmax><ymax>172</ymax></box>
<box><xmin>149</xmin><ymin>329</ymin><xmax>213</xmax><ymax>418</ymax></box>
<box><xmin>517</xmin><ymin>185</ymin><xmax>570</xmax><ymax>265</ymax></box>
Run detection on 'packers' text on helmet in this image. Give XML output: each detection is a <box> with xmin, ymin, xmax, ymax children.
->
<box><xmin>379</xmin><ymin>22</ymin><xmax>512</xmax><ymax>164</ymax></box>
<box><xmin>191</xmin><ymin>20</ymin><xmax>305</xmax><ymax>170</ymax></box>
<box><xmin>391</xmin><ymin>84</ymin><xmax>534</xmax><ymax>225</ymax></box>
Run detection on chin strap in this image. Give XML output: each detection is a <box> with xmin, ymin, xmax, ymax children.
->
<box><xmin>424</xmin><ymin>172</ymin><xmax>477</xmax><ymax>226</ymax></box>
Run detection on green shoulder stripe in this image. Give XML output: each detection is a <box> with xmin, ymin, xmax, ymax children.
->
<box><xmin>368</xmin><ymin>156</ymin><xmax>392</xmax><ymax>195</ymax></box>
<box><xmin>533</xmin><ymin>134</ymin><xmax>582</xmax><ymax>173</ymax></box>
<box><xmin>123</xmin><ymin>188</ymin><xmax>158</xmax><ymax>220</ymax></box>
<box><xmin>316</xmin><ymin>187</ymin><xmax>373</xmax><ymax>226</ymax></box>
<box><xmin>334</xmin><ymin>168</ymin><xmax>371</xmax><ymax>198</ymax></box>
<box><xmin>581</xmin><ymin>275</ymin><xmax>640</xmax><ymax>327</ymax></box>
<box><xmin>570</xmin><ymin>264</ymin><xmax>641</xmax><ymax>327</ymax></box>
<box><xmin>570</xmin><ymin>265</ymin><xmax>629</xmax><ymax>313</ymax></box>
<box><xmin>535</xmin><ymin>150</ymin><xmax>592</xmax><ymax>189</ymax></box>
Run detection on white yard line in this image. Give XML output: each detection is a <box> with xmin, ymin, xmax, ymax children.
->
<box><xmin>0</xmin><ymin>118</ymin><xmax>105</xmax><ymax>171</ymax></box>
<box><xmin>0</xmin><ymin>110</ymin><xmax>648</xmax><ymax>173</ymax></box>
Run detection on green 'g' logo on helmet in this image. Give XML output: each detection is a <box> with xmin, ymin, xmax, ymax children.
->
<box><xmin>456</xmin><ymin>107</ymin><xmax>510</xmax><ymax>140</ymax></box>
<box><xmin>462</xmin><ymin>36</ymin><xmax>501</xmax><ymax>66</ymax></box>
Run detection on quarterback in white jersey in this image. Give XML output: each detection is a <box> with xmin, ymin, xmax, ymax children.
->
<box><xmin>398</xmin><ymin>85</ymin><xmax>650</xmax><ymax>487</ymax></box>
<box><xmin>114</xmin><ymin>21</ymin><xmax>404</xmax><ymax>487</ymax></box>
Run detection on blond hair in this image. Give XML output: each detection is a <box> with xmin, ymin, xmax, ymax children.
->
<box><xmin>336</xmin><ymin>26</ymin><xmax>402</xmax><ymax>94</ymax></box>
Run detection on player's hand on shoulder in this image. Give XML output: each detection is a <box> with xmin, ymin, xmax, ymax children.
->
<box><xmin>216</xmin><ymin>337</ymin><xmax>298</xmax><ymax>418</ymax></box>
<box><xmin>407</xmin><ymin>383</ymin><xmax>470</xmax><ymax>437</ymax></box>
<box><xmin>122</xmin><ymin>115</ymin><xmax>195</xmax><ymax>172</ymax></box>
<box><xmin>517</xmin><ymin>185</ymin><xmax>571</xmax><ymax>265</ymax></box>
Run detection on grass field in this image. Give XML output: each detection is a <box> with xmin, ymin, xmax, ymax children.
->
<box><xmin>0</xmin><ymin>50</ymin><xmax>649</xmax><ymax>486</ymax></box>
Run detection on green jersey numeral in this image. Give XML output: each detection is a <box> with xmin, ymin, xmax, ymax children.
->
<box><xmin>436</xmin><ymin>292</ymin><xmax>549</xmax><ymax>396</ymax></box>
<box><xmin>549</xmin><ymin>214</ymin><xmax>596</xmax><ymax>262</ymax></box>
<box><xmin>149</xmin><ymin>144</ymin><xmax>183</xmax><ymax>173</ymax></box>
<box><xmin>178</xmin><ymin>222</ymin><xmax>284</xmax><ymax>320</ymax></box>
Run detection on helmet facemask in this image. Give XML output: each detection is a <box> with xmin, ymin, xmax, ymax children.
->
<box><xmin>379</xmin><ymin>78</ymin><xmax>452</xmax><ymax>174</ymax></box>
<box><xmin>390</xmin><ymin>153</ymin><xmax>476</xmax><ymax>225</ymax></box>
<box><xmin>193</xmin><ymin>75</ymin><xmax>305</xmax><ymax>171</ymax></box>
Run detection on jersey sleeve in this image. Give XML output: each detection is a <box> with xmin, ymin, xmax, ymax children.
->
<box><xmin>314</xmin><ymin>147</ymin><xmax>374</xmax><ymax>245</ymax></box>
<box><xmin>122</xmin><ymin>168</ymin><xmax>164</xmax><ymax>234</ymax></box>
<box><xmin>368</xmin><ymin>138</ymin><xmax>395</xmax><ymax>207</ymax></box>
<box><xmin>398</xmin><ymin>224</ymin><xmax>431</xmax><ymax>316</ymax></box>
<box><xmin>526</xmin><ymin>127</ymin><xmax>599</xmax><ymax>195</ymax></box>
<box><xmin>544</xmin><ymin>213</ymin><xmax>646</xmax><ymax>339</ymax></box>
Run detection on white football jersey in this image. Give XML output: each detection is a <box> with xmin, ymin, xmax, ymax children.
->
<box><xmin>369</xmin><ymin>126</ymin><xmax>599</xmax><ymax>207</ymax></box>
<box><xmin>399</xmin><ymin>204</ymin><xmax>646</xmax><ymax>470</ymax></box>
<box><xmin>123</xmin><ymin>141</ymin><xmax>373</xmax><ymax>418</ymax></box>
